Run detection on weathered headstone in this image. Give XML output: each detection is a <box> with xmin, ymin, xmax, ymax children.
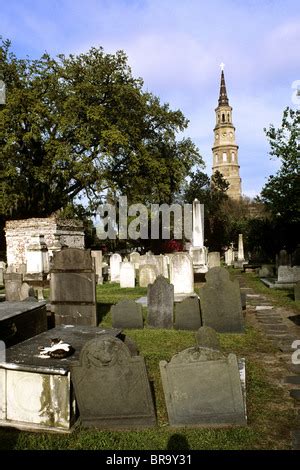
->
<box><xmin>139</xmin><ymin>264</ymin><xmax>158</xmax><ymax>287</ymax></box>
<box><xmin>3</xmin><ymin>273</ymin><xmax>23</xmax><ymax>301</ymax></box>
<box><xmin>19</xmin><ymin>282</ymin><xmax>35</xmax><ymax>301</ymax></box>
<box><xmin>110</xmin><ymin>253</ymin><xmax>122</xmax><ymax>282</ymax></box>
<box><xmin>160</xmin><ymin>329</ymin><xmax>246</xmax><ymax>426</ymax></box>
<box><xmin>71</xmin><ymin>335</ymin><xmax>156</xmax><ymax>428</ymax></box>
<box><xmin>91</xmin><ymin>250</ymin><xmax>103</xmax><ymax>285</ymax></box>
<box><xmin>174</xmin><ymin>297</ymin><xmax>201</xmax><ymax>330</ymax></box>
<box><xmin>277</xmin><ymin>249</ymin><xmax>290</xmax><ymax>266</ymax></box>
<box><xmin>295</xmin><ymin>282</ymin><xmax>300</xmax><ymax>302</ymax></box>
<box><xmin>224</xmin><ymin>247</ymin><xmax>234</xmax><ymax>266</ymax></box>
<box><xmin>147</xmin><ymin>276</ymin><xmax>174</xmax><ymax>328</ymax></box>
<box><xmin>258</xmin><ymin>264</ymin><xmax>275</xmax><ymax>278</ymax></box>
<box><xmin>129</xmin><ymin>252</ymin><xmax>140</xmax><ymax>270</ymax></box>
<box><xmin>195</xmin><ymin>326</ymin><xmax>221</xmax><ymax>351</ymax></box>
<box><xmin>208</xmin><ymin>252</ymin><xmax>221</xmax><ymax>268</ymax></box>
<box><xmin>277</xmin><ymin>266</ymin><xmax>300</xmax><ymax>284</ymax></box>
<box><xmin>169</xmin><ymin>253</ymin><xmax>194</xmax><ymax>294</ymax></box>
<box><xmin>120</xmin><ymin>261</ymin><xmax>135</xmax><ymax>288</ymax></box>
<box><xmin>0</xmin><ymin>262</ymin><xmax>6</xmax><ymax>287</ymax></box>
<box><xmin>111</xmin><ymin>300</ymin><xmax>143</xmax><ymax>329</ymax></box>
<box><xmin>50</xmin><ymin>248</ymin><xmax>97</xmax><ymax>326</ymax></box>
<box><xmin>199</xmin><ymin>267</ymin><xmax>244</xmax><ymax>333</ymax></box>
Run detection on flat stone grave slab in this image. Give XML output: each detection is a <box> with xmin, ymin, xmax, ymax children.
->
<box><xmin>284</xmin><ymin>376</ymin><xmax>300</xmax><ymax>385</ymax></box>
<box><xmin>0</xmin><ymin>301</ymin><xmax>47</xmax><ymax>346</ymax></box>
<box><xmin>0</xmin><ymin>325</ymin><xmax>122</xmax><ymax>432</ymax></box>
<box><xmin>255</xmin><ymin>306</ymin><xmax>274</xmax><ymax>311</ymax></box>
<box><xmin>290</xmin><ymin>390</ymin><xmax>300</xmax><ymax>401</ymax></box>
<box><xmin>71</xmin><ymin>335</ymin><xmax>156</xmax><ymax>429</ymax></box>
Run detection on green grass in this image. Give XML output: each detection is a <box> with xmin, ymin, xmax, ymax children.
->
<box><xmin>235</xmin><ymin>271</ymin><xmax>300</xmax><ymax>312</ymax></box>
<box><xmin>0</xmin><ymin>282</ymin><xmax>297</xmax><ymax>450</ymax></box>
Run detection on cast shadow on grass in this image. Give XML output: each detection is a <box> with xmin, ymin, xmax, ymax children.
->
<box><xmin>166</xmin><ymin>433</ymin><xmax>190</xmax><ymax>450</ymax></box>
<box><xmin>96</xmin><ymin>302</ymin><xmax>112</xmax><ymax>324</ymax></box>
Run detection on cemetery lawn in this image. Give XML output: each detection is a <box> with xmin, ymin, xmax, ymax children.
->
<box><xmin>0</xmin><ymin>281</ymin><xmax>297</xmax><ymax>450</ymax></box>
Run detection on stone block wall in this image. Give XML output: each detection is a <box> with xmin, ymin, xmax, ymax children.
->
<box><xmin>5</xmin><ymin>217</ymin><xmax>84</xmax><ymax>268</ymax></box>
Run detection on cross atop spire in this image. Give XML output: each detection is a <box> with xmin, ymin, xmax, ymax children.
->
<box><xmin>218</xmin><ymin>69</ymin><xmax>229</xmax><ymax>106</ymax></box>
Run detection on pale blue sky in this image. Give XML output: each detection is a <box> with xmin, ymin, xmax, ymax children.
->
<box><xmin>1</xmin><ymin>0</ymin><xmax>299</xmax><ymax>197</ymax></box>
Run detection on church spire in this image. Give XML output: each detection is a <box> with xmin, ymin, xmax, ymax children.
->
<box><xmin>218</xmin><ymin>70</ymin><xmax>229</xmax><ymax>106</ymax></box>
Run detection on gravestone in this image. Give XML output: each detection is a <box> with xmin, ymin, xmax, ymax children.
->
<box><xmin>91</xmin><ymin>250</ymin><xmax>103</xmax><ymax>285</ymax></box>
<box><xmin>208</xmin><ymin>252</ymin><xmax>221</xmax><ymax>268</ymax></box>
<box><xmin>147</xmin><ymin>276</ymin><xmax>174</xmax><ymax>328</ymax></box>
<box><xmin>110</xmin><ymin>253</ymin><xmax>122</xmax><ymax>282</ymax></box>
<box><xmin>71</xmin><ymin>335</ymin><xmax>156</xmax><ymax>428</ymax></box>
<box><xmin>0</xmin><ymin>262</ymin><xmax>6</xmax><ymax>286</ymax></box>
<box><xmin>277</xmin><ymin>249</ymin><xmax>290</xmax><ymax>266</ymax></box>
<box><xmin>4</xmin><ymin>273</ymin><xmax>23</xmax><ymax>301</ymax></box>
<box><xmin>169</xmin><ymin>253</ymin><xmax>194</xmax><ymax>294</ymax></box>
<box><xmin>120</xmin><ymin>261</ymin><xmax>135</xmax><ymax>288</ymax></box>
<box><xmin>258</xmin><ymin>265</ymin><xmax>275</xmax><ymax>278</ymax></box>
<box><xmin>129</xmin><ymin>252</ymin><xmax>140</xmax><ymax>270</ymax></box>
<box><xmin>174</xmin><ymin>297</ymin><xmax>201</xmax><ymax>330</ymax></box>
<box><xmin>195</xmin><ymin>326</ymin><xmax>221</xmax><ymax>351</ymax></box>
<box><xmin>25</xmin><ymin>234</ymin><xmax>49</xmax><ymax>274</ymax></box>
<box><xmin>50</xmin><ymin>248</ymin><xmax>97</xmax><ymax>326</ymax></box>
<box><xmin>111</xmin><ymin>300</ymin><xmax>143</xmax><ymax>329</ymax></box>
<box><xmin>238</xmin><ymin>234</ymin><xmax>244</xmax><ymax>261</ymax></box>
<box><xmin>295</xmin><ymin>282</ymin><xmax>300</xmax><ymax>302</ymax></box>
<box><xmin>159</xmin><ymin>329</ymin><xmax>246</xmax><ymax>426</ymax></box>
<box><xmin>19</xmin><ymin>282</ymin><xmax>35</xmax><ymax>301</ymax></box>
<box><xmin>225</xmin><ymin>247</ymin><xmax>234</xmax><ymax>266</ymax></box>
<box><xmin>139</xmin><ymin>264</ymin><xmax>158</xmax><ymax>287</ymax></box>
<box><xmin>277</xmin><ymin>266</ymin><xmax>300</xmax><ymax>284</ymax></box>
<box><xmin>199</xmin><ymin>267</ymin><xmax>244</xmax><ymax>333</ymax></box>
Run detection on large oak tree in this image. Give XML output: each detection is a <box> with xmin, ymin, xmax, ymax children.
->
<box><xmin>0</xmin><ymin>39</ymin><xmax>202</xmax><ymax>220</ymax></box>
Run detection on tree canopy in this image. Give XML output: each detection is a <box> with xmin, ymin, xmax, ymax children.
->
<box><xmin>0</xmin><ymin>38</ymin><xmax>202</xmax><ymax>220</ymax></box>
<box><xmin>261</xmin><ymin>107</ymin><xmax>300</xmax><ymax>223</ymax></box>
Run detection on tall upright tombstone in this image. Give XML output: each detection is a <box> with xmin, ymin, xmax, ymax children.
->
<box><xmin>129</xmin><ymin>252</ymin><xmax>140</xmax><ymax>270</ymax></box>
<box><xmin>277</xmin><ymin>249</ymin><xmax>291</xmax><ymax>267</ymax></box>
<box><xmin>208</xmin><ymin>252</ymin><xmax>221</xmax><ymax>268</ymax></box>
<box><xmin>199</xmin><ymin>267</ymin><xmax>244</xmax><ymax>333</ymax></box>
<box><xmin>147</xmin><ymin>276</ymin><xmax>174</xmax><ymax>328</ymax></box>
<box><xmin>169</xmin><ymin>253</ymin><xmax>194</xmax><ymax>294</ymax></box>
<box><xmin>225</xmin><ymin>247</ymin><xmax>234</xmax><ymax>266</ymax></box>
<box><xmin>120</xmin><ymin>260</ymin><xmax>135</xmax><ymax>288</ymax></box>
<box><xmin>50</xmin><ymin>248</ymin><xmax>97</xmax><ymax>326</ymax></box>
<box><xmin>110</xmin><ymin>253</ymin><xmax>122</xmax><ymax>282</ymax></box>
<box><xmin>91</xmin><ymin>250</ymin><xmax>103</xmax><ymax>285</ymax></box>
<box><xmin>189</xmin><ymin>199</ymin><xmax>208</xmax><ymax>273</ymax></box>
<box><xmin>139</xmin><ymin>264</ymin><xmax>158</xmax><ymax>288</ymax></box>
<box><xmin>3</xmin><ymin>273</ymin><xmax>23</xmax><ymax>301</ymax></box>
